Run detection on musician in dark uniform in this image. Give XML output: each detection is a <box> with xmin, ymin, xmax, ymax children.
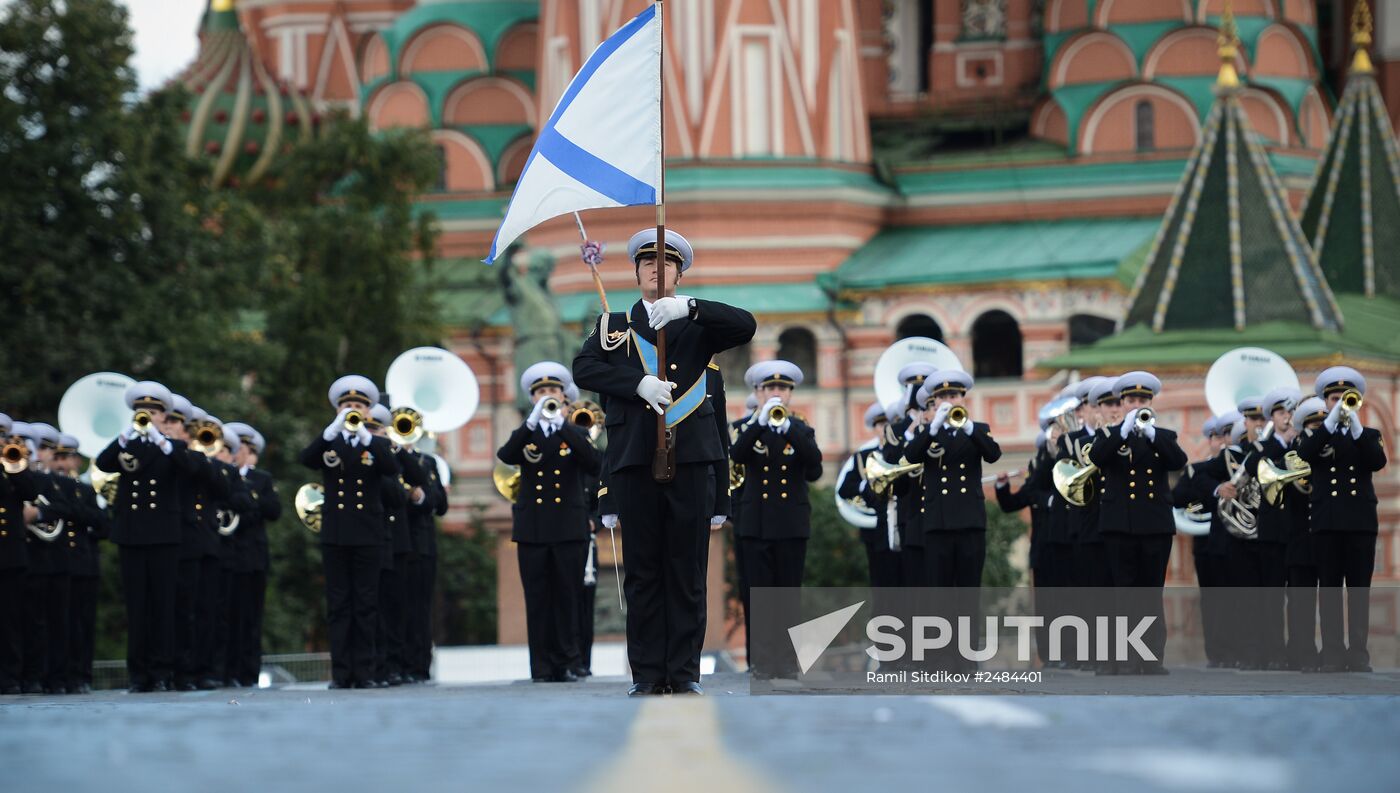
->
<box><xmin>96</xmin><ymin>381</ymin><xmax>194</xmax><ymax>692</ymax></box>
<box><xmin>1236</xmin><ymin>388</ymin><xmax>1301</xmax><ymax>669</ymax></box>
<box><xmin>0</xmin><ymin>412</ymin><xmax>44</xmax><ymax>695</ymax></box>
<box><xmin>208</xmin><ymin>424</ymin><xmax>255</xmax><ymax>687</ymax></box>
<box><xmin>995</xmin><ymin>421</ymin><xmax>1054</xmax><ymax>665</ymax></box>
<box><xmin>405</xmin><ymin>435</ymin><xmax>446</xmax><ymax>684</ymax></box>
<box><xmin>574</xmin><ymin>228</ymin><xmax>756</xmax><ymax>695</ymax></box>
<box><xmin>1285</xmin><ymin>398</ymin><xmax>1325</xmax><ymax>671</ymax></box>
<box><xmin>1088</xmin><ymin>372</ymin><xmax>1187</xmax><ymax>674</ymax></box>
<box><xmin>16</xmin><ymin>423</ymin><xmax>72</xmax><ymax>694</ymax></box>
<box><xmin>1173</xmin><ymin>415</ymin><xmax>1226</xmax><ymax>667</ymax></box>
<box><xmin>881</xmin><ymin>363</ymin><xmax>937</xmax><ymax>588</ymax></box>
<box><xmin>837</xmin><ymin>402</ymin><xmax>899</xmax><ymax>588</ymax></box>
<box><xmin>226</xmin><ymin>423</ymin><xmax>280</xmax><ymax>687</ymax></box>
<box><xmin>53</xmin><ymin>433</ymin><xmax>109</xmax><ymax>694</ymax></box>
<box><xmin>366</xmin><ymin>404</ymin><xmax>428</xmax><ymax>686</ymax></box>
<box><xmin>731</xmin><ymin>360</ymin><xmax>823</xmax><ymax>678</ymax></box>
<box><xmin>300</xmin><ymin>375</ymin><xmax>402</xmax><ymax>689</ymax></box>
<box><xmin>1297</xmin><ymin>367</ymin><xmax>1387</xmax><ymax>673</ymax></box>
<box><xmin>161</xmin><ymin>396</ymin><xmax>211</xmax><ymax>690</ymax></box>
<box><xmin>498</xmin><ymin>362</ymin><xmax>601</xmax><ymax>683</ymax></box>
<box><xmin>728</xmin><ymin>392</ymin><xmax>757</xmax><ymax>652</ymax></box>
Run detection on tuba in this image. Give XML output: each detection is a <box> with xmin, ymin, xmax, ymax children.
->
<box><xmin>1259</xmin><ymin>451</ymin><xmax>1311</xmax><ymax>506</ymax></box>
<box><xmin>865</xmin><ymin>454</ymin><xmax>923</xmax><ymax>497</ymax></box>
<box><xmin>295</xmin><ymin>483</ymin><xmax>325</xmax><ymax>533</ymax></box>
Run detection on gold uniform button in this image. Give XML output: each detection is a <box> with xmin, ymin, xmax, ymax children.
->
<box><xmin>0</xmin><ymin>531</ymin><xmax>5</xmax><ymax>536</ymax></box>
<box><xmin>1350</xmin><ymin>491</ymin><xmax>1357</xmax><ymax>496</ymax></box>
<box><xmin>1148</xmin><ymin>493</ymin><xmax>1155</xmax><ymax>499</ymax></box>
<box><xmin>780</xmin><ymin>465</ymin><xmax>787</xmax><ymax>471</ymax></box>
<box><xmin>780</xmin><ymin>493</ymin><xmax>787</xmax><ymax>499</ymax></box>
<box><xmin>149</xmin><ymin>491</ymin><xmax>157</xmax><ymax>497</ymax></box>
<box><xmin>762</xmin><ymin>494</ymin><xmax>769</xmax><ymax>500</ymax></box>
<box><xmin>338</xmin><ymin>491</ymin><xmax>345</xmax><ymax>497</ymax></box>
<box><xmin>1129</xmin><ymin>481</ymin><xmax>1136</xmax><ymax>488</ymax></box>
<box><xmin>941</xmin><ymin>489</ymin><xmax>948</xmax><ymax>495</ymax></box>
<box><xmin>670</xmin><ymin>364</ymin><xmax>677</xmax><ymax>370</ymax></box>
<box><xmin>1146</xmin><ymin>469</ymin><xmax>1153</xmax><ymax>474</ymax></box>
<box><xmin>149</xmin><ymin>503</ymin><xmax>157</xmax><ymax>509</ymax></box>
<box><xmin>1331</xmin><ymin>479</ymin><xmax>1337</xmax><ymax>485</ymax></box>
<box><xmin>1129</xmin><ymin>469</ymin><xmax>1137</xmax><ymax>476</ymax></box>
<box><xmin>356</xmin><ymin>491</ymin><xmax>363</xmax><ymax>497</ymax></box>
<box><xmin>763</xmin><ymin>480</ymin><xmax>769</xmax><ymax>485</ymax></box>
<box><xmin>961</xmin><ymin>488</ymin><xmax>967</xmax><ymax>493</ymax></box>
<box><xmin>131</xmin><ymin>505</ymin><xmax>138</xmax><ymax>511</ymax></box>
<box><xmin>781</xmin><ymin>479</ymin><xmax>787</xmax><ymax>485</ymax></box>
<box><xmin>196</xmin><ymin>504</ymin><xmax>203</xmax><ymax>511</ymax></box>
<box><xmin>339</xmin><ymin>479</ymin><xmax>345</xmax><ymax>484</ymax></box>
<box><xmin>338</xmin><ymin>504</ymin><xmax>345</xmax><ymax>510</ymax></box>
<box><xmin>1130</xmin><ymin>494</ymin><xmax>1136</xmax><ymax>500</ymax></box>
<box><xmin>356</xmin><ymin>504</ymin><xmax>363</xmax><ymax>510</ymax></box>
<box><xmin>149</xmin><ymin>479</ymin><xmax>157</xmax><ymax>485</ymax></box>
<box><xmin>554</xmin><ymin>483</ymin><xmax>561</xmax><ymax>489</ymax></box>
<box><xmin>535</xmin><ymin>485</ymin><xmax>543</xmax><ymax>491</ymax></box>
<box><xmin>960</xmin><ymin>476</ymin><xmax>967</xmax><ymax>482</ymax></box>
<box><xmin>0</xmin><ymin>508</ymin><xmax>5</xmax><ymax>514</ymax></box>
<box><xmin>537</xmin><ymin>471</ymin><xmax>544</xmax><ymax>478</ymax></box>
<box><xmin>389</xmin><ymin>516</ymin><xmax>395</xmax><ymax>522</ymax></box>
<box><xmin>535</xmin><ymin>498</ymin><xmax>543</xmax><ymax>504</ymax></box>
<box><xmin>1331</xmin><ymin>491</ymin><xmax>1338</xmax><ymax>497</ymax></box>
<box><xmin>70</xmin><ymin>541</ymin><xmax>76</xmax><ymax>547</ymax></box>
<box><xmin>941</xmin><ymin>477</ymin><xmax>948</xmax><ymax>483</ymax></box>
<box><xmin>1350</xmin><ymin>478</ymin><xmax>1356</xmax><ymax>484</ymax></box>
<box><xmin>554</xmin><ymin>497</ymin><xmax>562</xmax><ymax>504</ymax></box>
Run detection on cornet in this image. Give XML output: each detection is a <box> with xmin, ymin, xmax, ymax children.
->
<box><xmin>569</xmin><ymin>401</ymin><xmax>606</xmax><ymax>442</ymax></box>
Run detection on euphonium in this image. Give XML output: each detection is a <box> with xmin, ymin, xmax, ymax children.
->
<box><xmin>1217</xmin><ymin>452</ymin><xmax>1260</xmax><ymax>538</ymax></box>
<box><xmin>2</xmin><ymin>439</ymin><xmax>29</xmax><ymax>474</ymax></box>
<box><xmin>388</xmin><ymin>407</ymin><xmax>424</xmax><ymax>447</ymax></box>
<box><xmin>946</xmin><ymin>405</ymin><xmax>968</xmax><ymax>429</ymax></box>
<box><xmin>865</xmin><ymin>454</ymin><xmax>923</xmax><ymax>497</ymax></box>
<box><xmin>294</xmin><ymin>483</ymin><xmax>325</xmax><ymax>533</ymax></box>
<box><xmin>1259</xmin><ymin>451</ymin><xmax>1312</xmax><ymax>506</ymax></box>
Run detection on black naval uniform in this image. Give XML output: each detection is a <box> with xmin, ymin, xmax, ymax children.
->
<box><xmin>233</xmin><ymin>466</ymin><xmax>280</xmax><ymax>686</ymax></box>
<box><xmin>727</xmin><ymin>416</ymin><xmax>752</xmax><ymax>636</ymax></box>
<box><xmin>1173</xmin><ymin>456</ymin><xmax>1227</xmax><ymax>666</ymax></box>
<box><xmin>96</xmin><ymin>434</ymin><xmax>194</xmax><ymax>691</ymax></box>
<box><xmin>405</xmin><ymin>449</ymin><xmax>446</xmax><ymax>682</ymax></box>
<box><xmin>904</xmin><ymin>418</ymin><xmax>1002</xmax><ymax>587</ymax></box>
<box><xmin>573</xmin><ymin>298</ymin><xmax>756</xmax><ymax>689</ymax></box>
<box><xmin>1282</xmin><ymin>439</ymin><xmax>1319</xmax><ymax>671</ymax></box>
<box><xmin>300</xmin><ymin>433</ymin><xmax>401</xmax><ymax>687</ymax></box>
<box><xmin>837</xmin><ymin>441</ymin><xmax>901</xmax><ymax>588</ymax></box>
<box><xmin>0</xmin><ymin>466</ymin><xmax>41</xmax><ymax>693</ymax></box>
<box><xmin>1088</xmin><ymin>420</ymin><xmax>1187</xmax><ymax>671</ymax></box>
<box><xmin>376</xmin><ymin>465</ymin><xmax>408</xmax><ymax>684</ymax></box>
<box><xmin>1234</xmin><ymin>434</ymin><xmax>1291</xmax><ymax>668</ymax></box>
<box><xmin>21</xmin><ymin>470</ymin><xmax>74</xmax><ymax>693</ymax></box>
<box><xmin>994</xmin><ymin>447</ymin><xmax>1052</xmax><ymax>664</ymax></box>
<box><xmin>175</xmin><ymin>448</ymin><xmax>222</xmax><ymax>688</ymax></box>
<box><xmin>209</xmin><ymin>460</ymin><xmax>254</xmax><ymax>685</ymax></box>
<box><xmin>881</xmin><ymin>416</ymin><xmax>925</xmax><ymax>587</ymax></box>
<box><xmin>1297</xmin><ymin>421</ymin><xmax>1386</xmax><ymax>671</ymax></box>
<box><xmin>499</xmin><ymin>420</ymin><xmax>601</xmax><ymax>681</ymax></box>
<box><xmin>56</xmin><ymin>472</ymin><xmax>109</xmax><ymax>692</ymax></box>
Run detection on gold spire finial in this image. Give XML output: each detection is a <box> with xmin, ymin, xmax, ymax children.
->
<box><xmin>1351</xmin><ymin>0</ymin><xmax>1375</xmax><ymax>75</ymax></box>
<box><xmin>212</xmin><ymin>0</ymin><xmax>235</xmax><ymax>12</ymax></box>
<box><xmin>1216</xmin><ymin>0</ymin><xmax>1240</xmax><ymax>89</ymax></box>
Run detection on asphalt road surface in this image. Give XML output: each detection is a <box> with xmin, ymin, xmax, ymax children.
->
<box><xmin>4</xmin><ymin>672</ymin><xmax>1398</xmax><ymax>793</ymax></box>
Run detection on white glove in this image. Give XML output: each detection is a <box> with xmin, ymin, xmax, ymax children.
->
<box><xmin>601</xmin><ymin>514</ymin><xmax>619</xmax><ymax>530</ymax></box>
<box><xmin>1121</xmin><ymin>409</ymin><xmax>1138</xmax><ymax>439</ymax></box>
<box><xmin>355</xmin><ymin>425</ymin><xmax>373</xmax><ymax>447</ymax></box>
<box><xmin>648</xmin><ymin>296</ymin><xmax>690</xmax><ymax>329</ymax></box>
<box><xmin>144</xmin><ymin>423</ymin><xmax>164</xmax><ymax>444</ymax></box>
<box><xmin>931</xmin><ymin>403</ymin><xmax>953</xmax><ymax>431</ymax></box>
<box><xmin>773</xmin><ymin>418</ymin><xmax>791</xmax><ymax>434</ymax></box>
<box><xmin>323</xmin><ymin>408</ymin><xmax>351</xmax><ymax>441</ymax></box>
<box><xmin>636</xmin><ymin>375</ymin><xmax>675</xmax><ymax>415</ymax></box>
<box><xmin>1349</xmin><ymin>416</ymin><xmax>1363</xmax><ymax>440</ymax></box>
<box><xmin>1142</xmin><ymin>423</ymin><xmax>1156</xmax><ymax>441</ymax></box>
<box><xmin>760</xmin><ymin>397</ymin><xmax>784</xmax><ymax>429</ymax></box>
<box><xmin>545</xmin><ymin>414</ymin><xmax>565</xmax><ymax>434</ymax></box>
<box><xmin>962</xmin><ymin>417</ymin><xmax>975</xmax><ymax>436</ymax></box>
<box><xmin>1324</xmin><ymin>401</ymin><xmax>1343</xmax><ymax>434</ymax></box>
<box><xmin>525</xmin><ymin>397</ymin><xmax>548</xmax><ymax>430</ymax></box>
<box><xmin>710</xmin><ymin>515</ymin><xmax>726</xmax><ymax>528</ymax></box>
<box><xmin>905</xmin><ymin>409</ymin><xmax>923</xmax><ymax>426</ymax></box>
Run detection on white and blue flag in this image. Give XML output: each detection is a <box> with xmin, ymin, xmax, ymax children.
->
<box><xmin>484</xmin><ymin>4</ymin><xmax>661</xmax><ymax>264</ymax></box>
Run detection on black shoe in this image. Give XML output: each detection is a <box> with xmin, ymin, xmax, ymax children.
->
<box><xmin>1319</xmin><ymin>664</ymin><xmax>1345</xmax><ymax>673</ymax></box>
<box><xmin>127</xmin><ymin>684</ymin><xmax>148</xmax><ymax>694</ymax></box>
<box><xmin>21</xmin><ymin>682</ymin><xmax>42</xmax><ymax>695</ymax></box>
<box><xmin>1347</xmin><ymin>663</ymin><xmax>1373</xmax><ymax>673</ymax></box>
<box><xmin>1299</xmin><ymin>664</ymin><xmax>1321</xmax><ymax>673</ymax></box>
<box><xmin>196</xmin><ymin>678</ymin><xmax>219</xmax><ymax>691</ymax></box>
<box><xmin>386</xmin><ymin>673</ymin><xmax>404</xmax><ymax>686</ymax></box>
<box><xmin>2</xmin><ymin>685</ymin><xmax>21</xmax><ymax>695</ymax></box>
<box><xmin>328</xmin><ymin>680</ymin><xmax>351</xmax><ymax>689</ymax></box>
<box><xmin>571</xmin><ymin>667</ymin><xmax>592</xmax><ymax>678</ymax></box>
<box><xmin>627</xmin><ymin>682</ymin><xmax>664</xmax><ymax>696</ymax></box>
<box><xmin>226</xmin><ymin>679</ymin><xmax>244</xmax><ymax>689</ymax></box>
<box><xmin>151</xmin><ymin>680</ymin><xmax>170</xmax><ymax>693</ymax></box>
<box><xmin>177</xmin><ymin>682</ymin><xmax>197</xmax><ymax>692</ymax></box>
<box><xmin>43</xmin><ymin>685</ymin><xmax>67</xmax><ymax>695</ymax></box>
<box><xmin>671</xmin><ymin>681</ymin><xmax>703</xmax><ymax>695</ymax></box>
<box><xmin>546</xmin><ymin>670</ymin><xmax>579</xmax><ymax>683</ymax></box>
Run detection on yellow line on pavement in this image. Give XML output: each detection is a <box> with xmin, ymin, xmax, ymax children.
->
<box><xmin>584</xmin><ymin>696</ymin><xmax>784</xmax><ymax>793</ymax></box>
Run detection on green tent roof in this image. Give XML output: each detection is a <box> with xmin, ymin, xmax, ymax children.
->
<box><xmin>827</xmin><ymin>218</ymin><xmax>1161</xmax><ymax>291</ymax></box>
<box><xmin>1298</xmin><ymin>70</ymin><xmax>1400</xmax><ymax>300</ymax></box>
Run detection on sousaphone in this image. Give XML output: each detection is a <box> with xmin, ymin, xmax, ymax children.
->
<box><xmin>58</xmin><ymin>371</ymin><xmax>136</xmax><ymax>505</ymax></box>
<box><xmin>873</xmin><ymin>337</ymin><xmax>962</xmax><ymax>409</ymax></box>
<box><xmin>1203</xmin><ymin>347</ymin><xmax>1300</xmax><ymax>416</ymax></box>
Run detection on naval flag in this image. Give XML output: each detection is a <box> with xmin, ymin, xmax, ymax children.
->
<box><xmin>484</xmin><ymin>4</ymin><xmax>661</xmax><ymax>264</ymax></box>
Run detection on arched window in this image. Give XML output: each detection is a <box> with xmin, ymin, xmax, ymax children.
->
<box><xmin>776</xmin><ymin>327</ymin><xmax>818</xmax><ymax>384</ymax></box>
<box><xmin>896</xmin><ymin>313</ymin><xmax>944</xmax><ymax>342</ymax></box>
<box><xmin>1135</xmin><ymin>100</ymin><xmax>1155</xmax><ymax>152</ymax></box>
<box><xmin>715</xmin><ymin>343</ymin><xmax>752</xmax><ymax>397</ymax></box>
<box><xmin>433</xmin><ymin>144</ymin><xmax>448</xmax><ymax>191</ymax></box>
<box><xmin>1068</xmin><ymin>314</ymin><xmax>1116</xmax><ymax>348</ymax></box>
<box><xmin>971</xmin><ymin>310</ymin><xmax>1022</xmax><ymax>379</ymax></box>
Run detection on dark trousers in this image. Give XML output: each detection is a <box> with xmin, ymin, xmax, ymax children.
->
<box><xmin>376</xmin><ymin>567</ymin><xmax>401</xmax><ymax>680</ymax></box>
<box><xmin>197</xmin><ymin>558</ymin><xmax>224</xmax><ymax>682</ymax></box>
<box><xmin>1193</xmin><ymin>551</ymin><xmax>1225</xmax><ymax>664</ymax></box>
<box><xmin>241</xmin><ymin>570</ymin><xmax>266</xmax><ymax>685</ymax></box>
<box><xmin>862</xmin><ymin>533</ymin><xmax>903</xmax><ymax>588</ymax></box>
<box><xmin>0</xmin><ymin>569</ymin><xmax>22</xmax><ymax>690</ymax></box>
<box><xmin>410</xmin><ymin>554</ymin><xmax>436</xmax><ymax>679</ymax></box>
<box><xmin>1316</xmin><ymin>532</ymin><xmax>1377</xmax><ymax>669</ymax></box>
<box><xmin>22</xmin><ymin>572</ymin><xmax>70</xmax><ymax>689</ymax></box>
<box><xmin>69</xmin><ymin>575</ymin><xmax>99</xmax><ymax>687</ymax></box>
<box><xmin>1226</xmin><ymin>539</ymin><xmax>1286</xmax><ymax>666</ymax></box>
<box><xmin>518</xmin><ymin>540</ymin><xmax>586</xmax><ymax>679</ymax></box>
<box><xmin>578</xmin><ymin>582</ymin><xmax>597</xmax><ymax>672</ymax></box>
<box><xmin>1286</xmin><ymin>564</ymin><xmax>1320</xmax><ymax>668</ymax></box>
<box><xmin>739</xmin><ymin>536</ymin><xmax>807</xmax><ymax>677</ymax></box>
<box><xmin>225</xmin><ymin>572</ymin><xmax>256</xmax><ymax>685</ymax></box>
<box><xmin>322</xmin><ymin>544</ymin><xmax>381</xmax><ymax>686</ymax></box>
<box><xmin>1102</xmin><ymin>533</ymin><xmax>1172</xmax><ymax>668</ymax></box>
<box><xmin>614</xmin><ymin>464</ymin><xmax>710</xmax><ymax>687</ymax></box>
<box><xmin>119</xmin><ymin>544</ymin><xmax>179</xmax><ymax>688</ymax></box>
<box><xmin>175</xmin><ymin>557</ymin><xmax>202</xmax><ymax>685</ymax></box>
<box><xmin>923</xmin><ymin>529</ymin><xmax>985</xmax><ymax>587</ymax></box>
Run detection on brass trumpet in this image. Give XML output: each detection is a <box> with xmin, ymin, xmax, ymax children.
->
<box><xmin>132</xmin><ymin>410</ymin><xmax>153</xmax><ymax>435</ymax></box>
<box><xmin>540</xmin><ymin>397</ymin><xmax>563</xmax><ymax>422</ymax></box>
<box><xmin>1134</xmin><ymin>407</ymin><xmax>1155</xmax><ymax>433</ymax></box>
<box><xmin>389</xmin><ymin>407</ymin><xmax>424</xmax><ymax>447</ymax></box>
<box><xmin>1338</xmin><ymin>389</ymin><xmax>1363</xmax><ymax>426</ymax></box>
<box><xmin>2</xmin><ymin>439</ymin><xmax>29</xmax><ymax>474</ymax></box>
<box><xmin>767</xmin><ymin>403</ymin><xmax>789</xmax><ymax>428</ymax></box>
<box><xmin>190</xmin><ymin>420</ymin><xmax>224</xmax><ymax>457</ymax></box>
<box><xmin>569</xmin><ymin>400</ymin><xmax>606</xmax><ymax>442</ymax></box>
<box><xmin>946</xmin><ymin>405</ymin><xmax>968</xmax><ymax>430</ymax></box>
<box><xmin>343</xmin><ymin>410</ymin><xmax>365</xmax><ymax>433</ymax></box>
<box><xmin>865</xmin><ymin>454</ymin><xmax>923</xmax><ymax>497</ymax></box>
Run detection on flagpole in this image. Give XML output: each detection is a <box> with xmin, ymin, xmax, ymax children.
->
<box><xmin>651</xmin><ymin>0</ymin><xmax>675</xmax><ymax>483</ymax></box>
<box><xmin>572</xmin><ymin>212</ymin><xmax>610</xmax><ymax>312</ymax></box>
